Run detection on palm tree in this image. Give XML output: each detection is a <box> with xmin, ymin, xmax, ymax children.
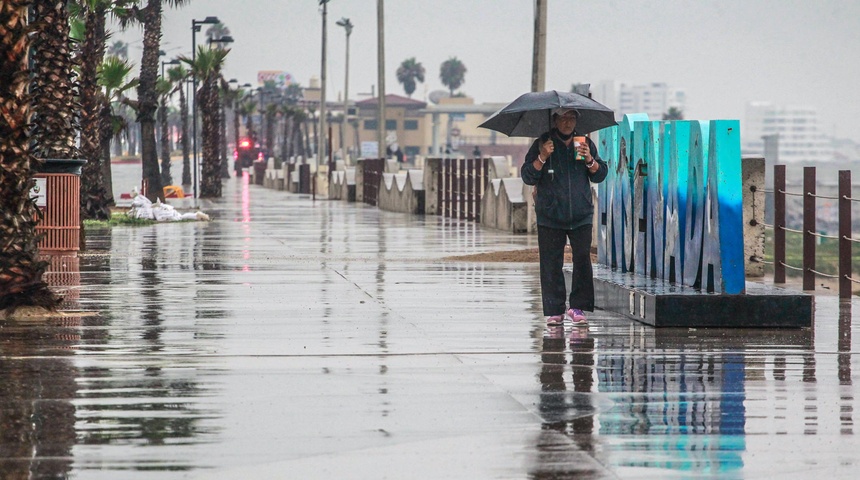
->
<box><xmin>106</xmin><ymin>39</ymin><xmax>129</xmax><ymax>59</ymax></box>
<box><xmin>238</xmin><ymin>95</ymin><xmax>258</xmax><ymax>145</ymax></box>
<box><xmin>180</xmin><ymin>46</ymin><xmax>229</xmax><ymax>198</ymax></box>
<box><xmin>439</xmin><ymin>57</ymin><xmax>467</xmax><ymax>96</ymax></box>
<box><xmin>265</xmin><ymin>103</ymin><xmax>278</xmax><ymax>159</ymax></box>
<box><xmin>157</xmin><ymin>77</ymin><xmax>173</xmax><ymax>185</ymax></box>
<box><xmin>396</xmin><ymin>57</ymin><xmax>425</xmax><ymax>98</ymax></box>
<box><xmin>0</xmin><ymin>0</ymin><xmax>61</xmax><ymax>311</ymax></box>
<box><xmin>76</xmin><ymin>0</ymin><xmax>115</xmax><ymax>220</ymax></box>
<box><xmin>119</xmin><ymin>0</ymin><xmax>191</xmax><ymax>202</ymax></box>
<box><xmin>97</xmin><ymin>54</ymin><xmax>138</xmax><ymax>205</ymax></box>
<box><xmin>166</xmin><ymin>64</ymin><xmax>191</xmax><ymax>185</ymax></box>
<box><xmin>205</xmin><ymin>22</ymin><xmax>230</xmax><ymax>43</ymax></box>
<box><xmin>663</xmin><ymin>107</ymin><xmax>684</xmax><ymax>120</ymax></box>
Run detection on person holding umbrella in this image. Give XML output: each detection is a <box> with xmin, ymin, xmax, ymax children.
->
<box><xmin>520</xmin><ymin>107</ymin><xmax>608</xmax><ymax>326</ymax></box>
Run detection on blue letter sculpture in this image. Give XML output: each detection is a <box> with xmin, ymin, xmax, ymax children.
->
<box><xmin>595</xmin><ymin>114</ymin><xmax>745</xmax><ymax>294</ymax></box>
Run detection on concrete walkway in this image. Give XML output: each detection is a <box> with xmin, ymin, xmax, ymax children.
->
<box><xmin>3</xmin><ymin>171</ymin><xmax>860</xmax><ymax>479</ymax></box>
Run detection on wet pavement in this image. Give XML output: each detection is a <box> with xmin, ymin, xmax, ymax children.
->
<box><xmin>3</xmin><ymin>167</ymin><xmax>860</xmax><ymax>479</ymax></box>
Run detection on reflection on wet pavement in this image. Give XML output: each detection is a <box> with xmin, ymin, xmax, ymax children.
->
<box><xmin>2</xmin><ymin>167</ymin><xmax>859</xmax><ymax>478</ymax></box>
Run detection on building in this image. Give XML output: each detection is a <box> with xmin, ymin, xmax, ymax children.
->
<box><xmin>743</xmin><ymin>102</ymin><xmax>834</xmax><ymax>163</ymax></box>
<box><xmin>352</xmin><ymin>94</ymin><xmax>531</xmax><ymax>163</ymax></box>
<box><xmin>593</xmin><ymin>81</ymin><xmax>686</xmax><ymax>121</ymax></box>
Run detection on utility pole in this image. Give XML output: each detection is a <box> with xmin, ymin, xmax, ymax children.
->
<box><xmin>377</xmin><ymin>0</ymin><xmax>386</xmax><ymax>161</ymax></box>
<box><xmin>531</xmin><ymin>0</ymin><xmax>547</xmax><ymax>92</ymax></box>
<box><xmin>318</xmin><ymin>0</ymin><xmax>329</xmax><ymax>167</ymax></box>
<box><xmin>336</xmin><ymin>17</ymin><xmax>353</xmax><ymax>163</ymax></box>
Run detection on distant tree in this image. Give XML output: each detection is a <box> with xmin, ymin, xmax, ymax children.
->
<box><xmin>663</xmin><ymin>107</ymin><xmax>684</xmax><ymax>120</ymax></box>
<box><xmin>396</xmin><ymin>57</ymin><xmax>425</xmax><ymax>98</ymax></box>
<box><xmin>107</xmin><ymin>40</ymin><xmax>129</xmax><ymax>59</ymax></box>
<box><xmin>205</xmin><ymin>22</ymin><xmax>230</xmax><ymax>43</ymax></box>
<box><xmin>439</xmin><ymin>57</ymin><xmax>466</xmax><ymax>96</ymax></box>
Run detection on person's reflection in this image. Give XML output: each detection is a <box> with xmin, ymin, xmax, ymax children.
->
<box><xmin>569</xmin><ymin>327</ymin><xmax>595</xmax><ymax>452</ymax></box>
<box><xmin>538</xmin><ymin>325</ymin><xmax>567</xmax><ymax>431</ymax></box>
<box><xmin>0</xmin><ymin>317</ymin><xmax>78</xmax><ymax>479</ymax></box>
<box><xmin>530</xmin><ymin>326</ymin><xmax>570</xmax><ymax>479</ymax></box>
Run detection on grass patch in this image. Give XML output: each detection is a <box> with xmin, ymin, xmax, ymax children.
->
<box><xmin>83</xmin><ymin>212</ymin><xmax>156</xmax><ymax>228</ymax></box>
<box><xmin>765</xmin><ymin>232</ymin><xmax>860</xmax><ymax>277</ymax></box>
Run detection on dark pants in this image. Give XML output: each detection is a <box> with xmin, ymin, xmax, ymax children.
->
<box><xmin>538</xmin><ymin>224</ymin><xmax>594</xmax><ymax>316</ymax></box>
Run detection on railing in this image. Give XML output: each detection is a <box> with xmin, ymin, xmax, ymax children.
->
<box><xmin>437</xmin><ymin>158</ymin><xmax>489</xmax><ymax>222</ymax></box>
<box><xmin>760</xmin><ymin>165</ymin><xmax>859</xmax><ymax>298</ymax></box>
<box><xmin>362</xmin><ymin>158</ymin><xmax>385</xmax><ymax>206</ymax></box>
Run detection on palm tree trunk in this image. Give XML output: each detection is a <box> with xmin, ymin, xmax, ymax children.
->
<box><xmin>138</xmin><ymin>0</ymin><xmax>164</xmax><ymax>202</ymax></box>
<box><xmin>99</xmin><ymin>103</ymin><xmax>115</xmax><ymax>206</ymax></box>
<box><xmin>179</xmin><ymin>86</ymin><xmax>191</xmax><ymax>185</ymax></box>
<box><xmin>31</xmin><ymin>0</ymin><xmax>80</xmax><ymax>161</ymax></box>
<box><xmin>0</xmin><ymin>0</ymin><xmax>60</xmax><ymax>310</ymax></box>
<box><xmin>220</xmin><ymin>97</ymin><xmax>230</xmax><ymax>178</ymax></box>
<box><xmin>159</xmin><ymin>96</ymin><xmax>172</xmax><ymax>185</ymax></box>
<box><xmin>78</xmin><ymin>5</ymin><xmax>111</xmax><ymax>220</ymax></box>
<box><xmin>200</xmin><ymin>77</ymin><xmax>221</xmax><ymax>197</ymax></box>
<box><xmin>233</xmin><ymin>100</ymin><xmax>241</xmax><ymax>172</ymax></box>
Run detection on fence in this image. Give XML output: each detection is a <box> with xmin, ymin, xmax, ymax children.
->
<box><xmin>361</xmin><ymin>158</ymin><xmax>385</xmax><ymax>206</ymax></box>
<box><xmin>437</xmin><ymin>158</ymin><xmax>490</xmax><ymax>221</ymax></box>
<box><xmin>762</xmin><ymin>165</ymin><xmax>859</xmax><ymax>298</ymax></box>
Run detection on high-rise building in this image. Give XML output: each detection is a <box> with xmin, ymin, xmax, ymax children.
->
<box><xmin>743</xmin><ymin>102</ymin><xmax>833</xmax><ymax>163</ymax></box>
<box><xmin>592</xmin><ymin>81</ymin><xmax>686</xmax><ymax>121</ymax></box>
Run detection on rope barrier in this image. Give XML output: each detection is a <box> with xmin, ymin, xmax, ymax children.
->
<box><xmin>807</xmin><ymin>230</ymin><xmax>839</xmax><ymax>240</ymax></box>
<box><xmin>847</xmin><ymin>276</ymin><xmax>860</xmax><ymax>285</ymax></box>
<box><xmin>809</xmin><ymin>269</ymin><xmax>838</xmax><ymax>279</ymax></box>
<box><xmin>779</xmin><ymin>261</ymin><xmax>804</xmax><ymax>272</ymax></box>
<box><xmin>844</xmin><ymin>236</ymin><xmax>860</xmax><ymax>244</ymax></box>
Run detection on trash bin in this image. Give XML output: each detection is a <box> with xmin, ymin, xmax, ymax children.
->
<box><xmin>253</xmin><ymin>159</ymin><xmax>266</xmax><ymax>185</ymax></box>
<box><xmin>34</xmin><ymin>158</ymin><xmax>86</xmax><ymax>254</ymax></box>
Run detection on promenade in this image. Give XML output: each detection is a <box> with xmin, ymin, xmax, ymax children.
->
<box><xmin>3</xmin><ymin>170</ymin><xmax>860</xmax><ymax>479</ymax></box>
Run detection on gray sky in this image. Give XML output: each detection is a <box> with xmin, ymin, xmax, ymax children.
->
<box><xmin>113</xmin><ymin>0</ymin><xmax>860</xmax><ymax>142</ymax></box>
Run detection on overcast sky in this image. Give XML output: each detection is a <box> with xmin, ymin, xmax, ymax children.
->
<box><xmin>112</xmin><ymin>0</ymin><xmax>860</xmax><ymax>142</ymax></box>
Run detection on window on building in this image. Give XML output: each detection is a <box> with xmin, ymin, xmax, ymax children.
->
<box><xmin>404</xmin><ymin>120</ymin><xmax>419</xmax><ymax>130</ymax></box>
<box><xmin>405</xmin><ymin>146</ymin><xmax>420</xmax><ymax>157</ymax></box>
<box><xmin>385</xmin><ymin>119</ymin><xmax>397</xmax><ymax>130</ymax></box>
<box><xmin>364</xmin><ymin>120</ymin><xmax>377</xmax><ymax>130</ymax></box>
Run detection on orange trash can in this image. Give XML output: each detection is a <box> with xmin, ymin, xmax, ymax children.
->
<box><xmin>34</xmin><ymin>159</ymin><xmax>86</xmax><ymax>254</ymax></box>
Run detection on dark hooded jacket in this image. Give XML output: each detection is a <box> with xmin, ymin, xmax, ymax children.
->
<box><xmin>520</xmin><ymin>131</ymin><xmax>608</xmax><ymax>230</ymax></box>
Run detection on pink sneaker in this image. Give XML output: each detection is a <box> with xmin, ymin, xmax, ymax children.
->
<box><xmin>567</xmin><ymin>308</ymin><xmax>587</xmax><ymax>325</ymax></box>
<box><xmin>546</xmin><ymin>314</ymin><xmax>564</xmax><ymax>326</ymax></box>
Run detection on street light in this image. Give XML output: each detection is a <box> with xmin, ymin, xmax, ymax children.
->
<box><xmin>161</xmin><ymin>58</ymin><xmax>180</xmax><ymax>79</ymax></box>
<box><xmin>208</xmin><ymin>35</ymin><xmax>234</xmax><ymax>47</ymax></box>
<box><xmin>191</xmin><ymin>15</ymin><xmax>220</xmax><ymax>199</ymax></box>
<box><xmin>336</xmin><ymin>17</ymin><xmax>353</xmax><ymax>162</ymax></box>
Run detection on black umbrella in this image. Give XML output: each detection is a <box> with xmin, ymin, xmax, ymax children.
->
<box><xmin>478</xmin><ymin>90</ymin><xmax>616</xmax><ymax>137</ymax></box>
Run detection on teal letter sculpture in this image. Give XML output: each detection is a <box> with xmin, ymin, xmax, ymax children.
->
<box><xmin>595</xmin><ymin>114</ymin><xmax>745</xmax><ymax>294</ymax></box>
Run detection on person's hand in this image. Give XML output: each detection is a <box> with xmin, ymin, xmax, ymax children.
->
<box><xmin>576</xmin><ymin>142</ymin><xmax>591</xmax><ymax>163</ymax></box>
<box><xmin>539</xmin><ymin>139</ymin><xmax>554</xmax><ymax>161</ymax></box>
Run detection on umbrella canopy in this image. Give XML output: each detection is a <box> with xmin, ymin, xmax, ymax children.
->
<box><xmin>478</xmin><ymin>90</ymin><xmax>616</xmax><ymax>137</ymax></box>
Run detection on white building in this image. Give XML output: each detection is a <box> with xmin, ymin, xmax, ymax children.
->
<box><xmin>743</xmin><ymin>102</ymin><xmax>834</xmax><ymax>163</ymax></box>
<box><xmin>592</xmin><ymin>81</ymin><xmax>686</xmax><ymax>121</ymax></box>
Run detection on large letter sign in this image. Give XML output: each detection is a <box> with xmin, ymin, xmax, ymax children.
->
<box><xmin>596</xmin><ymin>115</ymin><xmax>745</xmax><ymax>294</ymax></box>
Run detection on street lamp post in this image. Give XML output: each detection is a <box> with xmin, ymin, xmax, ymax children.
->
<box><xmin>377</xmin><ymin>0</ymin><xmax>386</xmax><ymax>161</ymax></box>
<box><xmin>336</xmin><ymin>17</ymin><xmax>352</xmax><ymax>163</ymax></box>
<box><xmin>318</xmin><ymin>0</ymin><xmax>330</xmax><ymax>168</ymax></box>
<box><xmin>190</xmin><ymin>15</ymin><xmax>220</xmax><ymax>199</ymax></box>
<box><xmin>161</xmin><ymin>58</ymin><xmax>180</xmax><ymax>80</ymax></box>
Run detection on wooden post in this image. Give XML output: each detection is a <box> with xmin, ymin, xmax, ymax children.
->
<box><xmin>774</xmin><ymin>165</ymin><xmax>786</xmax><ymax>283</ymax></box>
<box><xmin>802</xmin><ymin>166</ymin><xmax>816</xmax><ymax>291</ymax></box>
<box><xmin>839</xmin><ymin>170</ymin><xmax>852</xmax><ymax>299</ymax></box>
